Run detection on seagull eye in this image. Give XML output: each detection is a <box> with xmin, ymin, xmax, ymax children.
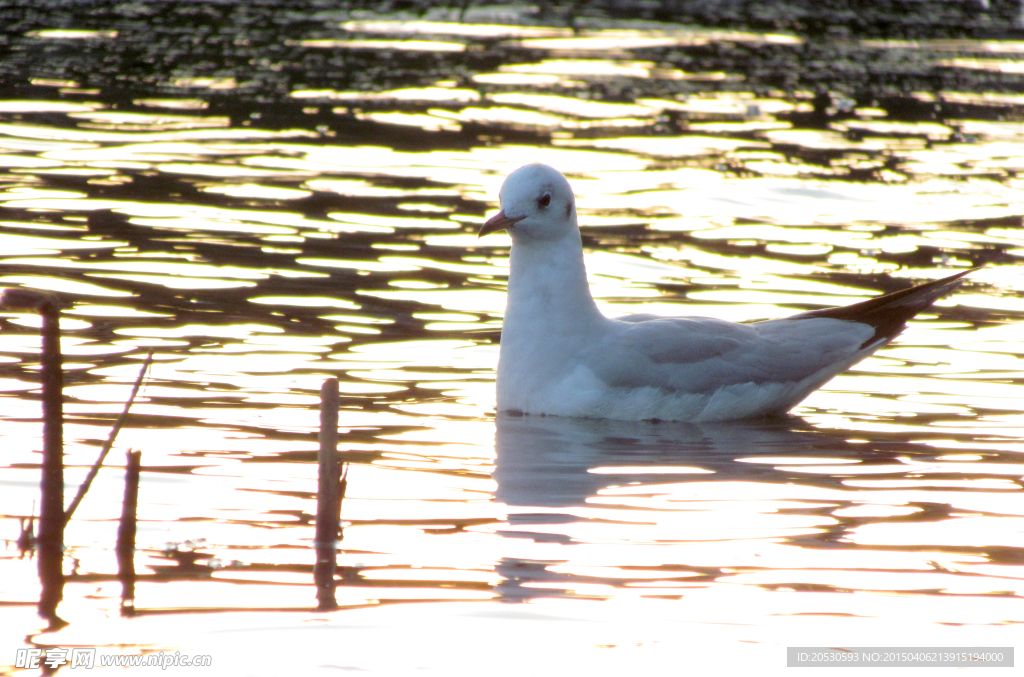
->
<box><xmin>537</xmin><ymin>193</ymin><xmax>551</xmax><ymax>208</ymax></box>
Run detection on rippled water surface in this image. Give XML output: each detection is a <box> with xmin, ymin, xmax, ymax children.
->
<box><xmin>1</xmin><ymin>6</ymin><xmax>1023</xmax><ymax>675</ymax></box>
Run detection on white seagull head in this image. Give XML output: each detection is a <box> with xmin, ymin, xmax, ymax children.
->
<box><xmin>479</xmin><ymin>163</ymin><xmax>577</xmax><ymax>242</ymax></box>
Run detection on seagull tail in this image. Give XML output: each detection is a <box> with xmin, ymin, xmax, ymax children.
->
<box><xmin>794</xmin><ymin>268</ymin><xmax>976</xmax><ymax>349</ymax></box>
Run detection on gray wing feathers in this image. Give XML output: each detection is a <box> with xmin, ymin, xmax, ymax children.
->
<box><xmin>589</xmin><ymin>315</ymin><xmax>874</xmax><ymax>394</ymax></box>
<box><xmin>620</xmin><ymin>317</ymin><xmax>748</xmax><ymax>364</ymax></box>
<box><xmin>583</xmin><ymin>270</ymin><xmax>969</xmax><ymax>405</ymax></box>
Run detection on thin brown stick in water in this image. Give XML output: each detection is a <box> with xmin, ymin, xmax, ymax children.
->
<box><xmin>0</xmin><ymin>289</ymin><xmax>68</xmax><ymax>624</ymax></box>
<box><xmin>315</xmin><ymin>377</ymin><xmax>340</xmax><ymax>546</ymax></box>
<box><xmin>117</xmin><ymin>449</ymin><xmax>141</xmax><ymax>614</ymax></box>
<box><xmin>337</xmin><ymin>463</ymin><xmax>348</xmax><ymax>538</ymax></box>
<box><xmin>315</xmin><ymin>378</ymin><xmax>340</xmax><ymax>611</ymax></box>
<box><xmin>64</xmin><ymin>351</ymin><xmax>154</xmax><ymax>525</ymax></box>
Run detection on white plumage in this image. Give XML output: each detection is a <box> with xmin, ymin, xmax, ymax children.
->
<box><xmin>479</xmin><ymin>163</ymin><xmax>971</xmax><ymax>422</ymax></box>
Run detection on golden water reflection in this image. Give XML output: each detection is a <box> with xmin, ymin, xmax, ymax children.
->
<box><xmin>1</xmin><ymin>13</ymin><xmax>1024</xmax><ymax>673</ymax></box>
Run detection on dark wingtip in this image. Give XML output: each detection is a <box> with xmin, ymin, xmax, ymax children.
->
<box><xmin>795</xmin><ymin>267</ymin><xmax>976</xmax><ymax>349</ymax></box>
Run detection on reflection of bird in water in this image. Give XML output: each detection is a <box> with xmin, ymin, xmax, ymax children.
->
<box><xmin>492</xmin><ymin>413</ymin><xmax>869</xmax><ymax>509</ymax></box>
<box><xmin>479</xmin><ymin>163</ymin><xmax>972</xmax><ymax>422</ymax></box>
<box><xmin>489</xmin><ymin>414</ymin><xmax>888</xmax><ymax>603</ymax></box>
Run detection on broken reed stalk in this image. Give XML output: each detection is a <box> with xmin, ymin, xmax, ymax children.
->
<box><xmin>17</xmin><ymin>512</ymin><xmax>36</xmax><ymax>555</ymax></box>
<box><xmin>38</xmin><ymin>298</ymin><xmax>64</xmax><ymax>623</ymax></box>
<box><xmin>64</xmin><ymin>350</ymin><xmax>154</xmax><ymax>525</ymax></box>
<box><xmin>117</xmin><ymin>449</ymin><xmax>141</xmax><ymax>614</ymax></box>
<box><xmin>337</xmin><ymin>463</ymin><xmax>348</xmax><ymax>539</ymax></box>
<box><xmin>315</xmin><ymin>377</ymin><xmax>340</xmax><ymax>545</ymax></box>
<box><xmin>314</xmin><ymin>378</ymin><xmax>340</xmax><ymax>611</ymax></box>
<box><xmin>1</xmin><ymin>288</ymin><xmax>149</xmax><ymax>623</ymax></box>
<box><xmin>0</xmin><ymin>288</ymin><xmax>66</xmax><ymax>624</ymax></box>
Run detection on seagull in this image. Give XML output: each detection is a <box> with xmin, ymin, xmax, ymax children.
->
<box><xmin>478</xmin><ymin>163</ymin><xmax>972</xmax><ymax>422</ymax></box>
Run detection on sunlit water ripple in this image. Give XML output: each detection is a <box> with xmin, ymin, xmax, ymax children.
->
<box><xmin>1</xmin><ymin>8</ymin><xmax>1023</xmax><ymax>675</ymax></box>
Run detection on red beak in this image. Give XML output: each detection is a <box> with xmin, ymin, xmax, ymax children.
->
<box><xmin>478</xmin><ymin>210</ymin><xmax>525</xmax><ymax>237</ymax></box>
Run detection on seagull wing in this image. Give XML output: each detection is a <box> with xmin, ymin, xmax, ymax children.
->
<box><xmin>588</xmin><ymin>268</ymin><xmax>973</xmax><ymax>397</ymax></box>
<box><xmin>588</xmin><ymin>314</ymin><xmax>873</xmax><ymax>395</ymax></box>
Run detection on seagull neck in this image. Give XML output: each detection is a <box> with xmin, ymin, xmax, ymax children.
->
<box><xmin>505</xmin><ymin>232</ymin><xmax>602</xmax><ymax>329</ymax></box>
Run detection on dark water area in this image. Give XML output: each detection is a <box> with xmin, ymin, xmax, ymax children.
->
<box><xmin>0</xmin><ymin>2</ymin><xmax>1023</xmax><ymax>675</ymax></box>
<box><xmin>4</xmin><ymin>2</ymin><xmax>1024</xmax><ymax>112</ymax></box>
